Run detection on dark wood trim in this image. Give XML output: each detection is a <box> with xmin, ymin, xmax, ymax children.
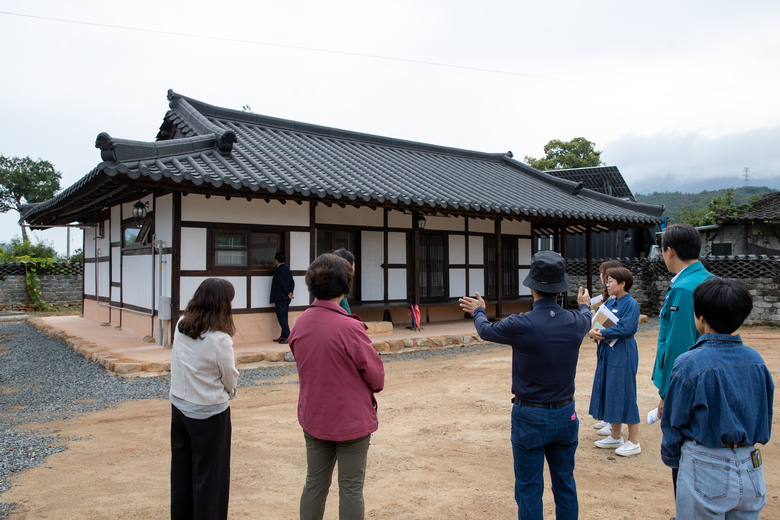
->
<box><xmin>110</xmin><ymin>241</ymin><xmax>121</xmax><ymax>247</ymax></box>
<box><xmin>465</xmin><ymin>218</ymin><xmax>470</xmax><ymax>296</ymax></box>
<box><xmin>412</xmin><ymin>214</ymin><xmax>420</xmax><ymax>307</ymax></box>
<box><xmin>383</xmin><ymin>209</ymin><xmax>389</xmax><ymax>303</ymax></box>
<box><xmin>120</xmin><ymin>210</ymin><xmax>154</xmax><ymax>227</ymax></box>
<box><xmin>181</xmin><ymin>220</ymin><xmax>310</xmax><ymax>233</ymax></box>
<box><xmin>83</xmin><ymin>295</ymin><xmax>153</xmax><ymax>315</ymax></box>
<box><xmin>84</xmin><ymin>256</ymin><xmax>111</xmax><ymax>263</ymax></box>
<box><xmin>383</xmin><ymin>263</ymin><xmax>408</xmax><ymax>269</ymax></box>
<box><xmin>122</xmin><ymin>247</ymin><xmax>153</xmax><ymax>256</ymax></box>
<box><xmin>309</xmin><ymin>202</ymin><xmax>316</xmax><ymax>305</ymax></box>
<box><xmin>172</xmin><ymin>192</ymin><xmax>182</xmax><ymax>331</ymax></box>
<box><xmin>560</xmin><ymin>224</ymin><xmax>568</xmax><ymax>308</ymax></box>
<box><xmin>531</xmin><ymin>221</ymin><xmax>537</xmax><ymax>255</ymax></box>
<box><xmin>585</xmin><ymin>224</ymin><xmax>593</xmax><ymax>299</ymax></box>
<box><xmin>111</xmin><ymin>281</ymin><xmax>121</xmax><ymax>288</ymax></box>
<box><xmin>495</xmin><ymin>218</ymin><xmax>503</xmax><ymax>319</ymax></box>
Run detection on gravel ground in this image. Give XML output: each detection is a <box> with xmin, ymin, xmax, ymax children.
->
<box><xmin>0</xmin><ymin>316</ymin><xmax>661</xmax><ymax>518</ymax></box>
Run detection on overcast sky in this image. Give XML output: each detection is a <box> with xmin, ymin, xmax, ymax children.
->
<box><xmin>2</xmin><ymin>1</ymin><xmax>779</xmax><ymax>255</ymax></box>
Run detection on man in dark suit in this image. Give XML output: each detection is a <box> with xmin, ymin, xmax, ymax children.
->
<box><xmin>270</xmin><ymin>252</ymin><xmax>295</xmax><ymax>343</ymax></box>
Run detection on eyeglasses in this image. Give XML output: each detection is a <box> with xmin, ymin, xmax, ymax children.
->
<box><xmin>605</xmin><ymin>279</ymin><xmax>616</xmax><ymax>285</ymax></box>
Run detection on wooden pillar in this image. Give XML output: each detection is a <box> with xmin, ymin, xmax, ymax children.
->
<box><xmin>309</xmin><ymin>202</ymin><xmax>316</xmax><ymax>304</ymax></box>
<box><xmin>553</xmin><ymin>225</ymin><xmax>560</xmax><ymax>253</ymax></box>
<box><xmin>586</xmin><ymin>224</ymin><xmax>593</xmax><ymax>300</ymax></box>
<box><xmin>412</xmin><ymin>212</ymin><xmax>420</xmax><ymax>307</ymax></box>
<box><xmin>560</xmin><ymin>224</ymin><xmax>568</xmax><ymax>308</ymax></box>
<box><xmin>465</xmin><ymin>217</ymin><xmax>470</xmax><ymax>296</ymax></box>
<box><xmin>383</xmin><ymin>209</ymin><xmax>389</xmax><ymax>303</ymax></box>
<box><xmin>171</xmin><ymin>192</ymin><xmax>182</xmax><ymax>338</ymax></box>
<box><xmin>495</xmin><ymin>217</ymin><xmax>503</xmax><ymax>319</ymax></box>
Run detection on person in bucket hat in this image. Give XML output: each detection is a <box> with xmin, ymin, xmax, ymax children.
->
<box><xmin>460</xmin><ymin>250</ymin><xmax>591</xmax><ymax>520</ymax></box>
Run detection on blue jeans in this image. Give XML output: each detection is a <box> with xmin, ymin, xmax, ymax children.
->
<box><xmin>511</xmin><ymin>401</ymin><xmax>578</xmax><ymax>520</ymax></box>
<box><xmin>677</xmin><ymin>440</ymin><xmax>766</xmax><ymax>519</ymax></box>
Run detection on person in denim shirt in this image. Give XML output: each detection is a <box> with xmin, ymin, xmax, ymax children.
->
<box><xmin>661</xmin><ymin>278</ymin><xmax>774</xmax><ymax>519</ymax></box>
<box><xmin>460</xmin><ymin>251</ymin><xmax>591</xmax><ymax>520</ymax></box>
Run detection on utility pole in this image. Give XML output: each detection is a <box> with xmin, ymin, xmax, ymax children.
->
<box><xmin>743</xmin><ymin>167</ymin><xmax>751</xmax><ymax>187</ymax></box>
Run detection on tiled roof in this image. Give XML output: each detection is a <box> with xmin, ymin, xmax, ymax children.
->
<box><xmin>544</xmin><ymin>166</ymin><xmax>634</xmax><ymax>201</ymax></box>
<box><xmin>23</xmin><ymin>90</ymin><xmax>664</xmax><ymax>231</ymax></box>
<box><xmin>715</xmin><ymin>191</ymin><xmax>780</xmax><ymax>224</ymax></box>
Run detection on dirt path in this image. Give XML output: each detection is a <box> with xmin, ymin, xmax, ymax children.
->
<box><xmin>5</xmin><ymin>327</ymin><xmax>780</xmax><ymax>519</ymax></box>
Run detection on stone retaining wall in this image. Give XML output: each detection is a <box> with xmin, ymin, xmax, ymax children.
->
<box><xmin>566</xmin><ymin>256</ymin><xmax>780</xmax><ymax>326</ymax></box>
<box><xmin>0</xmin><ymin>274</ymin><xmax>82</xmax><ymax>310</ymax></box>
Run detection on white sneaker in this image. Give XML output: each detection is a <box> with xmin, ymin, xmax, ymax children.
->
<box><xmin>597</xmin><ymin>424</ymin><xmax>613</xmax><ymax>436</ymax></box>
<box><xmin>595</xmin><ymin>436</ymin><xmax>624</xmax><ymax>449</ymax></box>
<box><xmin>615</xmin><ymin>441</ymin><xmax>642</xmax><ymax>457</ymax></box>
<box><xmin>594</xmin><ymin>421</ymin><xmax>608</xmax><ymax>430</ymax></box>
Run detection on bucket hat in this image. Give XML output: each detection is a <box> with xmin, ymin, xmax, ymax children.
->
<box><xmin>522</xmin><ymin>250</ymin><xmax>570</xmax><ymax>293</ymax></box>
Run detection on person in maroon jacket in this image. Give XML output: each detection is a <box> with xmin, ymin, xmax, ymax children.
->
<box><xmin>289</xmin><ymin>253</ymin><xmax>385</xmax><ymax>520</ymax></box>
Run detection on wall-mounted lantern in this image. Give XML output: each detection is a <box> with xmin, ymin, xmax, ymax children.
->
<box><xmin>133</xmin><ymin>201</ymin><xmax>148</xmax><ymax>222</ymax></box>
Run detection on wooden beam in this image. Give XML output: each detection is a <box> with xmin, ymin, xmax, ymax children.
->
<box><xmin>495</xmin><ymin>217</ymin><xmax>503</xmax><ymax>319</ymax></box>
<box><xmin>586</xmin><ymin>224</ymin><xmax>593</xmax><ymax>300</ymax></box>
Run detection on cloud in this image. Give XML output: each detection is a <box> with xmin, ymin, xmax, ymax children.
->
<box><xmin>602</xmin><ymin>126</ymin><xmax>780</xmax><ymax>194</ymax></box>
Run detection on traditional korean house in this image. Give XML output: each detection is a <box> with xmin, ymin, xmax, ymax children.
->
<box><xmin>22</xmin><ymin>90</ymin><xmax>664</xmax><ymax>344</ymax></box>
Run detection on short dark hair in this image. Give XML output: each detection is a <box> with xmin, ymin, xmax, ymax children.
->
<box><xmin>178</xmin><ymin>278</ymin><xmax>235</xmax><ymax>339</ymax></box>
<box><xmin>599</xmin><ymin>260</ymin><xmax>623</xmax><ymax>300</ymax></box>
<box><xmin>693</xmin><ymin>277</ymin><xmax>752</xmax><ymax>334</ymax></box>
<box><xmin>305</xmin><ymin>253</ymin><xmax>353</xmax><ymax>300</ymax></box>
<box><xmin>606</xmin><ymin>267</ymin><xmax>633</xmax><ymax>292</ymax></box>
<box><xmin>333</xmin><ymin>248</ymin><xmax>355</xmax><ymax>266</ymax></box>
<box><xmin>662</xmin><ymin>223</ymin><xmax>701</xmax><ymax>261</ymax></box>
<box><xmin>275</xmin><ymin>252</ymin><xmax>286</xmax><ymax>263</ymax></box>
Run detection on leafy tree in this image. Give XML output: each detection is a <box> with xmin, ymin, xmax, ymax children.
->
<box><xmin>677</xmin><ymin>206</ymin><xmax>710</xmax><ymax>227</ymax></box>
<box><xmin>524</xmin><ymin>137</ymin><xmax>604</xmax><ymax>170</ymax></box>
<box><xmin>69</xmin><ymin>247</ymin><xmax>83</xmax><ymax>264</ymax></box>
<box><xmin>4</xmin><ymin>236</ymin><xmax>57</xmax><ymax>259</ymax></box>
<box><xmin>635</xmin><ymin>186</ymin><xmax>773</xmax><ymax>224</ymax></box>
<box><xmin>0</xmin><ymin>155</ymin><xmax>62</xmax><ymax>241</ymax></box>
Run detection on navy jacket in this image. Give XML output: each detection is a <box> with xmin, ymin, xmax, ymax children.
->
<box><xmin>270</xmin><ymin>263</ymin><xmax>295</xmax><ymax>303</ymax></box>
<box><xmin>474</xmin><ymin>298</ymin><xmax>591</xmax><ymax>403</ymax></box>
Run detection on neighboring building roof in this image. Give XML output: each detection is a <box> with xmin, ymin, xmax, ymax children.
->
<box><xmin>544</xmin><ymin>166</ymin><xmax>635</xmax><ymax>201</ymax></box>
<box><xmin>23</xmin><ymin>90</ymin><xmax>664</xmax><ymax>233</ymax></box>
<box><xmin>715</xmin><ymin>191</ymin><xmax>780</xmax><ymax>224</ymax></box>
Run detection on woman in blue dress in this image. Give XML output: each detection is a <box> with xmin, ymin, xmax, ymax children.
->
<box><xmin>588</xmin><ymin>267</ymin><xmax>642</xmax><ymax>457</ymax></box>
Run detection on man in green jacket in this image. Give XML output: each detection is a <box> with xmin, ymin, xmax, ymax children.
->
<box><xmin>652</xmin><ymin>223</ymin><xmax>712</xmax><ymax>501</ymax></box>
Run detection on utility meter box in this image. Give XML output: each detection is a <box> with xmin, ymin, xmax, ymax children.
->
<box><xmin>158</xmin><ymin>296</ymin><xmax>172</xmax><ymax>320</ymax></box>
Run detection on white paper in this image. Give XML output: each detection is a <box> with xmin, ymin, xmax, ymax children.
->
<box><xmin>647</xmin><ymin>407</ymin><xmax>659</xmax><ymax>425</ymax></box>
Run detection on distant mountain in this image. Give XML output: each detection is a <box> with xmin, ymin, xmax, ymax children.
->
<box><xmin>634</xmin><ymin>186</ymin><xmax>777</xmax><ymax>223</ymax></box>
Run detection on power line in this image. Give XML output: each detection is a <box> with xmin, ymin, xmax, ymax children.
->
<box><xmin>1</xmin><ymin>10</ymin><xmax>779</xmax><ymax>110</ymax></box>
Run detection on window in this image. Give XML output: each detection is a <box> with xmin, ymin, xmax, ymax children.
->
<box><xmin>123</xmin><ymin>220</ymin><xmax>151</xmax><ymax>248</ymax></box>
<box><xmin>250</xmin><ymin>234</ymin><xmax>279</xmax><ymax>269</ymax></box>
<box><xmin>316</xmin><ymin>230</ymin><xmax>356</xmax><ymax>257</ymax></box>
<box><xmin>214</xmin><ymin>231</ymin><xmax>281</xmax><ymax>268</ymax></box>
<box><xmin>485</xmin><ymin>236</ymin><xmax>519</xmax><ymax>297</ymax></box>
<box><xmin>711</xmin><ymin>242</ymin><xmax>732</xmax><ymax>256</ymax></box>
<box><xmin>316</xmin><ymin>229</ymin><xmax>357</xmax><ymax>298</ymax></box>
<box><xmin>419</xmin><ymin>234</ymin><xmax>447</xmax><ymax>299</ymax></box>
<box><xmin>215</xmin><ymin>234</ymin><xmax>248</xmax><ymax>267</ymax></box>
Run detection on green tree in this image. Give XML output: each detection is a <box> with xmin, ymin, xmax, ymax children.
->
<box><xmin>524</xmin><ymin>137</ymin><xmax>604</xmax><ymax>170</ymax></box>
<box><xmin>677</xmin><ymin>206</ymin><xmax>710</xmax><ymax>227</ymax></box>
<box><xmin>3</xmin><ymin>235</ymin><xmax>57</xmax><ymax>259</ymax></box>
<box><xmin>0</xmin><ymin>155</ymin><xmax>62</xmax><ymax>241</ymax></box>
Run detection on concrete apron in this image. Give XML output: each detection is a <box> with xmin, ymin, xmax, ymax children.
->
<box><xmin>24</xmin><ymin>315</ymin><xmax>489</xmax><ymax>376</ymax></box>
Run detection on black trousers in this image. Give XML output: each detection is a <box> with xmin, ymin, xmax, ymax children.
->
<box><xmin>171</xmin><ymin>404</ymin><xmax>232</xmax><ymax>520</ymax></box>
<box><xmin>275</xmin><ymin>299</ymin><xmax>291</xmax><ymax>338</ymax></box>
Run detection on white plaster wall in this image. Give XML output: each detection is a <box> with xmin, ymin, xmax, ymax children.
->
<box><xmin>290</xmin><ymin>232</ymin><xmax>310</xmax><ymax>271</ymax></box>
<box><xmin>110</xmin><ymin>205</ymin><xmax>121</xmax><ymax>242</ymax></box>
<box><xmin>97</xmin><ymin>261</ymin><xmax>110</xmax><ymax>299</ymax></box>
<box><xmin>155</xmin><ymin>194</ymin><xmax>174</xmax><ymax>245</ymax></box>
<box><xmin>469</xmin><ymin>236</ymin><xmax>484</xmax><ymax>264</ymax></box>
<box><xmin>449</xmin><ymin>235</ymin><xmax>465</xmax><ymax>264</ymax></box>
<box><xmin>519</xmin><ymin>268</ymin><xmax>531</xmax><ymax>296</ymax></box>
<box><xmin>111</xmin><ymin>286</ymin><xmax>121</xmax><ymax>303</ymax></box>
<box><xmin>111</xmin><ymin>246</ymin><xmax>121</xmax><ymax>282</ymax></box>
<box><xmin>388</xmin><ymin>269</ymin><xmax>407</xmax><ymax>300</ymax></box>
<box><xmin>292</xmin><ymin>275</ymin><xmax>306</xmax><ymax>302</ymax></box>
<box><xmin>388</xmin><ymin>211</ymin><xmax>412</xmax><ymax>228</ymax></box>
<box><xmin>316</xmin><ymin>204</ymin><xmax>383</xmax><ymax>227</ymax></box>
<box><xmin>181</xmin><ymin>228</ymin><xmax>207</xmax><ymax>271</ymax></box>
<box><xmin>503</xmin><ymin>220</ymin><xmax>531</xmax><ymax>235</ymax></box>
<box><xmin>181</xmin><ymin>195</ymin><xmax>309</xmax><ymax>226</ymax></box>
<box><xmin>469</xmin><ymin>218</ymin><xmax>494</xmax><ymax>234</ymax></box>
<box><xmin>449</xmin><ymin>268</ymin><xmax>466</xmax><ymax>298</ymax></box>
<box><xmin>181</xmin><ymin>276</ymin><xmax>247</xmax><ymax>310</ymax></box>
<box><xmin>388</xmin><ymin>232</ymin><xmax>407</xmax><ymax>264</ymax></box>
<box><xmin>361</xmin><ymin>231</ymin><xmax>384</xmax><ymax>301</ymax></box>
<box><xmin>84</xmin><ymin>263</ymin><xmax>95</xmax><ymax>296</ymax></box>
<box><xmin>122</xmin><ymin>254</ymin><xmax>155</xmax><ymax>309</ymax></box>
<box><xmin>519</xmin><ymin>238</ymin><xmax>532</xmax><ymax>265</ymax></box>
<box><xmin>469</xmin><ymin>268</ymin><xmax>484</xmax><ymax>296</ymax></box>
<box><xmin>84</xmin><ymin>228</ymin><xmax>96</xmax><ymax>259</ymax></box>
<box><xmin>161</xmin><ymin>253</ymin><xmax>172</xmax><ymax>302</ymax></box>
<box><xmin>251</xmin><ymin>276</ymin><xmax>273</xmax><ymax>308</ymax></box>
<box><xmin>123</xmin><ymin>195</ymin><xmax>153</xmax><ymax>220</ymax></box>
<box><xmin>95</xmin><ymin>218</ymin><xmax>111</xmax><ymax>258</ymax></box>
<box><xmin>424</xmin><ymin>215</ymin><xmax>464</xmax><ymax>232</ymax></box>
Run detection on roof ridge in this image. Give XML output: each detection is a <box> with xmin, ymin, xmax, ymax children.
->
<box><xmin>165</xmin><ymin>89</ymin><xmax>512</xmax><ymax>161</ymax></box>
<box><xmin>95</xmin><ymin>132</ymin><xmax>221</xmax><ymax>163</ymax></box>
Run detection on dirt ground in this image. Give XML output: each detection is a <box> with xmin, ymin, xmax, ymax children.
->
<box><xmin>5</xmin><ymin>325</ymin><xmax>780</xmax><ymax>519</ymax></box>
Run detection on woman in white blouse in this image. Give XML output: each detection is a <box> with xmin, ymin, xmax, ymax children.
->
<box><xmin>170</xmin><ymin>278</ymin><xmax>239</xmax><ymax>520</ymax></box>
